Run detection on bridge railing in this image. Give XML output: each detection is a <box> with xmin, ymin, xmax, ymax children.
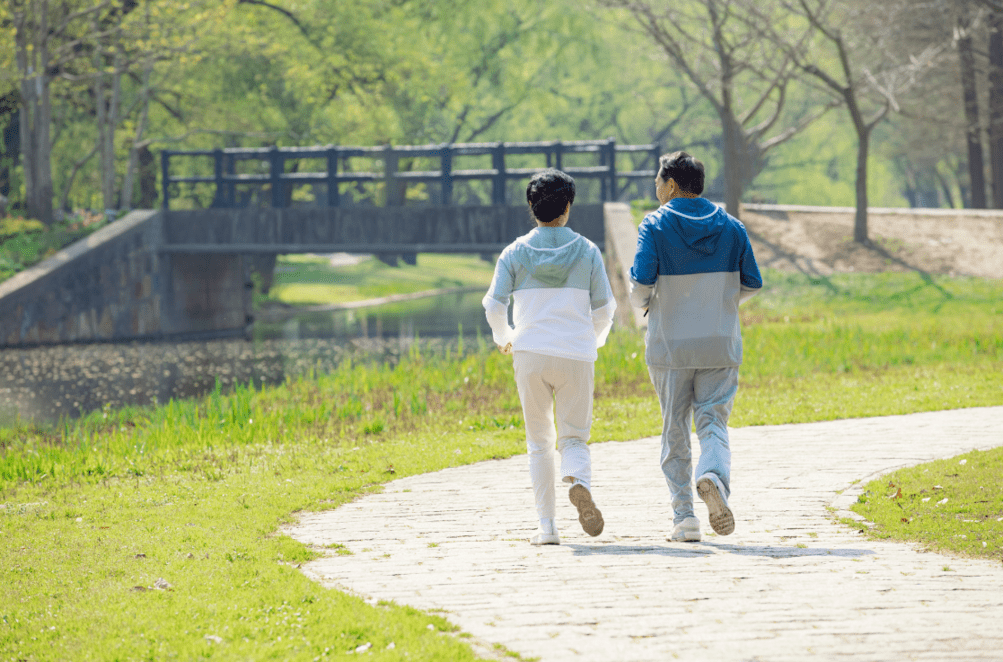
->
<box><xmin>160</xmin><ymin>138</ymin><xmax>660</xmax><ymax>209</ymax></box>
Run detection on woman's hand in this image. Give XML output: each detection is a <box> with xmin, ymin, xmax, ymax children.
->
<box><xmin>498</xmin><ymin>342</ymin><xmax>513</xmax><ymax>355</ymax></box>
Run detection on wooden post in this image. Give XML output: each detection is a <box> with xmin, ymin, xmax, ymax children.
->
<box><xmin>327</xmin><ymin>147</ymin><xmax>340</xmax><ymax>207</ymax></box>
<box><xmin>384</xmin><ymin>145</ymin><xmax>402</xmax><ymax>206</ymax></box>
<box><xmin>161</xmin><ymin>150</ymin><xmax>170</xmax><ymax>209</ymax></box>
<box><xmin>607</xmin><ymin>138</ymin><xmax>617</xmax><ymax>202</ymax></box>
<box><xmin>269</xmin><ymin>146</ymin><xmax>285</xmax><ymax>208</ymax></box>
<box><xmin>225</xmin><ymin>151</ymin><xmax>236</xmax><ymax>208</ymax></box>
<box><xmin>492</xmin><ymin>142</ymin><xmax>506</xmax><ymax>205</ymax></box>
<box><xmin>554</xmin><ymin>141</ymin><xmax>563</xmax><ymax>171</ymax></box>
<box><xmin>651</xmin><ymin>145</ymin><xmax>661</xmax><ymax>200</ymax></box>
<box><xmin>440</xmin><ymin>144</ymin><xmax>453</xmax><ymax>205</ymax></box>
<box><xmin>212</xmin><ymin>148</ymin><xmax>225</xmax><ymax>207</ymax></box>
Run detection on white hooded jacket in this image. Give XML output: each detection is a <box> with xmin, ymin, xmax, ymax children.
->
<box><xmin>483</xmin><ymin>226</ymin><xmax>616</xmax><ymax>362</ymax></box>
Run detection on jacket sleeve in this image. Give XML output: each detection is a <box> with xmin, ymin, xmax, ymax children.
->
<box><xmin>482</xmin><ymin>250</ymin><xmax>516</xmax><ymax>346</ymax></box>
<box><xmin>738</xmin><ymin>229</ymin><xmax>763</xmax><ymax>305</ymax></box>
<box><xmin>590</xmin><ymin>248</ymin><xmax>616</xmax><ymax>348</ymax></box>
<box><xmin>629</xmin><ymin>218</ymin><xmax>657</xmax><ymax>309</ymax></box>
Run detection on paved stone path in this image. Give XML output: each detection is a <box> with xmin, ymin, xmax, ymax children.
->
<box><xmin>286</xmin><ymin>408</ymin><xmax>1003</xmax><ymax>661</ymax></box>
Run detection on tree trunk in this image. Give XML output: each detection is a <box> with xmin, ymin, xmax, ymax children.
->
<box><xmin>15</xmin><ymin>1</ymin><xmax>55</xmax><ymax>225</ymax></box>
<box><xmin>988</xmin><ymin>14</ymin><xmax>1003</xmax><ymax>208</ymax></box>
<box><xmin>137</xmin><ymin>145</ymin><xmax>157</xmax><ymax>208</ymax></box>
<box><xmin>100</xmin><ymin>51</ymin><xmax>123</xmax><ymax>213</ymax></box>
<box><xmin>721</xmin><ymin>116</ymin><xmax>742</xmax><ymax>218</ymax></box>
<box><xmin>0</xmin><ymin>94</ymin><xmax>20</xmax><ymax>201</ymax></box>
<box><xmin>121</xmin><ymin>66</ymin><xmax>152</xmax><ymax>210</ymax></box>
<box><xmin>959</xmin><ymin>20</ymin><xmax>987</xmax><ymax>209</ymax></box>
<box><xmin>718</xmin><ymin>45</ymin><xmax>742</xmax><ymax>219</ymax></box>
<box><xmin>854</xmin><ymin>126</ymin><xmax>869</xmax><ymax>242</ymax></box>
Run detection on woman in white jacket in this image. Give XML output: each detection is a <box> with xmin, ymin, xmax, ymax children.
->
<box><xmin>482</xmin><ymin>169</ymin><xmax>616</xmax><ymax>545</ymax></box>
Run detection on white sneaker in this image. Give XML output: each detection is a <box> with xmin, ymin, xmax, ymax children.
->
<box><xmin>530</xmin><ymin>530</ymin><xmax>560</xmax><ymax>545</ymax></box>
<box><xmin>670</xmin><ymin>516</ymin><xmax>702</xmax><ymax>542</ymax></box>
<box><xmin>696</xmin><ymin>473</ymin><xmax>735</xmax><ymax>536</ymax></box>
<box><xmin>530</xmin><ymin>519</ymin><xmax>560</xmax><ymax>546</ymax></box>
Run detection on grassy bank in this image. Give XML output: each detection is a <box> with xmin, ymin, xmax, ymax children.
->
<box><xmin>263</xmin><ymin>253</ymin><xmax>495</xmax><ymax>306</ymax></box>
<box><xmin>848</xmin><ymin>447</ymin><xmax>1003</xmax><ymax>565</ymax></box>
<box><xmin>2</xmin><ymin>269</ymin><xmax>1002</xmax><ymax>660</ymax></box>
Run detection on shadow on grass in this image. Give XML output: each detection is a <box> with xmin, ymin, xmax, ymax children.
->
<box><xmin>566</xmin><ymin>542</ymin><xmax>874</xmax><ymax>559</ymax></box>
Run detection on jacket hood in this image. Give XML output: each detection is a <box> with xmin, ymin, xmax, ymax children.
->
<box><xmin>511</xmin><ymin>227</ymin><xmax>588</xmax><ymax>287</ymax></box>
<box><xmin>663</xmin><ymin>198</ymin><xmax>727</xmax><ymax>256</ymax></box>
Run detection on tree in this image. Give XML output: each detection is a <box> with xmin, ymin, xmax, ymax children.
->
<box><xmin>958</xmin><ymin>8</ymin><xmax>988</xmax><ymax>208</ymax></box>
<box><xmin>759</xmin><ymin>0</ymin><xmax>943</xmax><ymax>240</ymax></box>
<box><xmin>597</xmin><ymin>0</ymin><xmax>833</xmax><ymax>218</ymax></box>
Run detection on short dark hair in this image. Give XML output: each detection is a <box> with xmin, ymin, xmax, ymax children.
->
<box><xmin>657</xmin><ymin>151</ymin><xmax>705</xmax><ymax>196</ymax></box>
<box><xmin>526</xmin><ymin>169</ymin><xmax>576</xmax><ymax>223</ymax></box>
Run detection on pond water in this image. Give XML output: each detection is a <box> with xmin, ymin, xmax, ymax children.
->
<box><xmin>0</xmin><ymin>290</ymin><xmax>493</xmax><ymax>425</ymax></box>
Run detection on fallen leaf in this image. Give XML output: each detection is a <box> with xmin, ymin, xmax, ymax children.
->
<box><xmin>354</xmin><ymin>642</ymin><xmax>372</xmax><ymax>653</ymax></box>
<box><xmin>134</xmin><ymin>553</ymin><xmax>146</xmax><ymax>559</ymax></box>
<box><xmin>153</xmin><ymin>578</ymin><xmax>172</xmax><ymax>590</ymax></box>
<box><xmin>205</xmin><ymin>635</ymin><xmax>223</xmax><ymax>644</ymax></box>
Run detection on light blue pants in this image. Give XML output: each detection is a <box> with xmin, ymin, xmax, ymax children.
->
<box><xmin>647</xmin><ymin>366</ymin><xmax>738</xmax><ymax>525</ymax></box>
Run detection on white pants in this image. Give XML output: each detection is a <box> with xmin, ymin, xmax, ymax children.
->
<box><xmin>513</xmin><ymin>351</ymin><xmax>594</xmax><ymax>520</ymax></box>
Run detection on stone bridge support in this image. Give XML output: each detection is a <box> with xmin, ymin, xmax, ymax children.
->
<box><xmin>0</xmin><ymin>210</ymin><xmax>252</xmax><ymax>347</ymax></box>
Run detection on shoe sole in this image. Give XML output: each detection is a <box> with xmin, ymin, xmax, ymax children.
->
<box><xmin>696</xmin><ymin>476</ymin><xmax>735</xmax><ymax>536</ymax></box>
<box><xmin>670</xmin><ymin>531</ymin><xmax>701</xmax><ymax>542</ymax></box>
<box><xmin>530</xmin><ymin>534</ymin><xmax>560</xmax><ymax>546</ymax></box>
<box><xmin>568</xmin><ymin>484</ymin><xmax>604</xmax><ymax>537</ymax></box>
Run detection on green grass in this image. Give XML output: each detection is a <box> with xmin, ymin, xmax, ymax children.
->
<box><xmin>850</xmin><ymin>448</ymin><xmax>1003</xmax><ymax>563</ymax></box>
<box><xmin>263</xmin><ymin>253</ymin><xmax>496</xmax><ymax>306</ymax></box>
<box><xmin>2</xmin><ymin>269</ymin><xmax>1002</xmax><ymax>659</ymax></box>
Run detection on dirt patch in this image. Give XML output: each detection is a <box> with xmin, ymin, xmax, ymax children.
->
<box><xmin>741</xmin><ymin>207</ymin><xmax>1003</xmax><ymax>279</ymax></box>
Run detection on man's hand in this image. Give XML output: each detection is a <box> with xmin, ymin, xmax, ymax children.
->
<box><xmin>498</xmin><ymin>342</ymin><xmax>513</xmax><ymax>355</ymax></box>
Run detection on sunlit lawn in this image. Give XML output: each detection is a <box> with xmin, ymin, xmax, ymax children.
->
<box><xmin>2</xmin><ymin>269</ymin><xmax>1002</xmax><ymax>660</ymax></box>
<box><xmin>264</xmin><ymin>253</ymin><xmax>496</xmax><ymax>306</ymax></box>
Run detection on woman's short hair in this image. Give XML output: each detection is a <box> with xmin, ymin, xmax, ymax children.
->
<box><xmin>526</xmin><ymin>169</ymin><xmax>576</xmax><ymax>223</ymax></box>
<box><xmin>657</xmin><ymin>151</ymin><xmax>705</xmax><ymax>196</ymax></box>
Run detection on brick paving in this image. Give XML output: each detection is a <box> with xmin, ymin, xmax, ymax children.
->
<box><xmin>286</xmin><ymin>407</ymin><xmax>1003</xmax><ymax>661</ymax></box>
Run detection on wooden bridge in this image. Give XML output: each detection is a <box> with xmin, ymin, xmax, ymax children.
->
<box><xmin>159</xmin><ymin>138</ymin><xmax>659</xmax><ymax>260</ymax></box>
<box><xmin>161</xmin><ymin>138</ymin><xmax>660</xmax><ymax>210</ymax></box>
<box><xmin>0</xmin><ymin>140</ymin><xmax>658</xmax><ymax>347</ymax></box>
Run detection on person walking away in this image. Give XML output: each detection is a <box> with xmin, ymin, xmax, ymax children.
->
<box><xmin>630</xmin><ymin>151</ymin><xmax>762</xmax><ymax>542</ymax></box>
<box><xmin>483</xmin><ymin>169</ymin><xmax>617</xmax><ymax>545</ymax></box>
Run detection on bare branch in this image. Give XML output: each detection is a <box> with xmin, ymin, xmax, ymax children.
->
<box><xmin>236</xmin><ymin>0</ymin><xmax>310</xmax><ymax>40</ymax></box>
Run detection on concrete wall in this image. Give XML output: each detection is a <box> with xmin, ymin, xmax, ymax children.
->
<box><xmin>0</xmin><ymin>210</ymin><xmax>252</xmax><ymax>348</ymax></box>
<box><xmin>602</xmin><ymin>203</ymin><xmax>647</xmax><ymax>328</ymax></box>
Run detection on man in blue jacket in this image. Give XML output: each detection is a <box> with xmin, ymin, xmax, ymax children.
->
<box><xmin>630</xmin><ymin>151</ymin><xmax>762</xmax><ymax>542</ymax></box>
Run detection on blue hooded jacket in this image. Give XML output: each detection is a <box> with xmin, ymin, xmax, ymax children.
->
<box><xmin>629</xmin><ymin>198</ymin><xmax>762</xmax><ymax>368</ymax></box>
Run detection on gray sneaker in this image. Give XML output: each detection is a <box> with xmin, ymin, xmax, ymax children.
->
<box><xmin>696</xmin><ymin>473</ymin><xmax>735</xmax><ymax>536</ymax></box>
<box><xmin>568</xmin><ymin>484</ymin><xmax>604</xmax><ymax>537</ymax></box>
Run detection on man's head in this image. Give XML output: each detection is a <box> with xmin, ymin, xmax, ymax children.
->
<box><xmin>655</xmin><ymin>151</ymin><xmax>705</xmax><ymax>204</ymax></box>
<box><xmin>526</xmin><ymin>169</ymin><xmax>576</xmax><ymax>225</ymax></box>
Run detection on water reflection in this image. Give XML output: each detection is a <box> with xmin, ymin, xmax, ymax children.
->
<box><xmin>0</xmin><ymin>290</ymin><xmax>492</xmax><ymax>425</ymax></box>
